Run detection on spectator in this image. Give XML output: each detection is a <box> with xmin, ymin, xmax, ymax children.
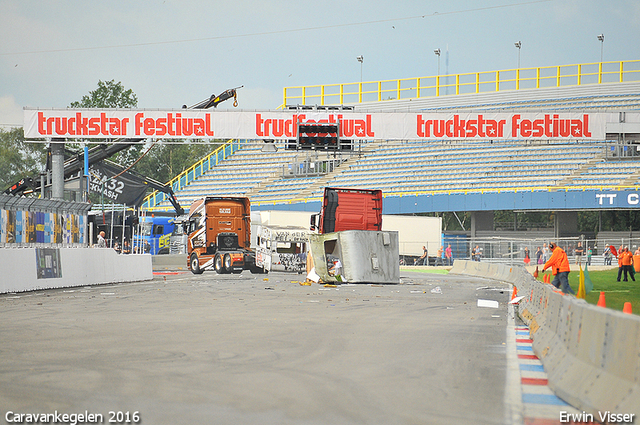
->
<box><xmin>414</xmin><ymin>246</ymin><xmax>428</xmax><ymax>266</ymax></box>
<box><xmin>445</xmin><ymin>244</ymin><xmax>453</xmax><ymax>266</ymax></box>
<box><xmin>96</xmin><ymin>231</ymin><xmax>106</xmax><ymax>248</ymax></box>
<box><xmin>435</xmin><ymin>246</ymin><xmax>444</xmax><ymax>266</ymax></box>
<box><xmin>122</xmin><ymin>240</ymin><xmax>131</xmax><ymax>255</ymax></box>
<box><xmin>542</xmin><ymin>243</ymin><xmax>550</xmax><ymax>263</ymax></box>
<box><xmin>523</xmin><ymin>247</ymin><xmax>531</xmax><ymax>265</ymax></box>
<box><xmin>621</xmin><ymin>246</ymin><xmax>635</xmax><ymax>282</ymax></box>
<box><xmin>473</xmin><ymin>245</ymin><xmax>481</xmax><ymax>262</ymax></box>
<box><xmin>586</xmin><ymin>246</ymin><xmax>592</xmax><ymax>266</ymax></box>
<box><xmin>535</xmin><ymin>247</ymin><xmax>543</xmax><ymax>265</ymax></box>
<box><xmin>575</xmin><ymin>242</ymin><xmax>584</xmax><ymax>266</ymax></box>
<box><xmin>617</xmin><ymin>245</ymin><xmax>625</xmax><ymax>282</ymax></box>
<box><xmin>543</xmin><ymin>242</ymin><xmax>574</xmax><ymax>295</ymax></box>
<box><xmin>603</xmin><ymin>246</ymin><xmax>612</xmax><ymax>266</ymax></box>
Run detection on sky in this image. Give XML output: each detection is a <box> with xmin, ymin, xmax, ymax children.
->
<box><xmin>1</xmin><ymin>0</ymin><xmax>639</xmax><ymax>128</ymax></box>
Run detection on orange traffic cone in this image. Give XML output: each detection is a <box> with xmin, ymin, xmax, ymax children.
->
<box><xmin>533</xmin><ymin>266</ymin><xmax>539</xmax><ymax>278</ymax></box>
<box><xmin>511</xmin><ymin>286</ymin><xmax>518</xmax><ymax>301</ymax></box>
<box><xmin>623</xmin><ymin>302</ymin><xmax>633</xmax><ymax>314</ymax></box>
<box><xmin>597</xmin><ymin>292</ymin><xmax>606</xmax><ymax>308</ymax></box>
<box><xmin>543</xmin><ymin>273</ymin><xmax>549</xmax><ymax>283</ymax></box>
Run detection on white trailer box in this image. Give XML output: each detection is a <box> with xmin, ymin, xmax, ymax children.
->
<box><xmin>308</xmin><ymin>230</ymin><xmax>400</xmax><ymax>284</ymax></box>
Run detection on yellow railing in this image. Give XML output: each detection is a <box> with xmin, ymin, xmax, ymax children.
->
<box><xmin>282</xmin><ymin>60</ymin><xmax>640</xmax><ymax>106</ymax></box>
<box><xmin>141</xmin><ymin>139</ymin><xmax>241</xmax><ymax>211</ymax></box>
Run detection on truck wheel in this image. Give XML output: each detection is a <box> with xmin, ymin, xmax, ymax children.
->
<box><xmin>214</xmin><ymin>253</ymin><xmax>226</xmax><ymax>274</ymax></box>
<box><xmin>190</xmin><ymin>253</ymin><xmax>203</xmax><ymax>275</ymax></box>
<box><xmin>223</xmin><ymin>253</ymin><xmax>233</xmax><ymax>273</ymax></box>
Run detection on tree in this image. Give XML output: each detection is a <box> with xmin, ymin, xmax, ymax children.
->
<box><xmin>0</xmin><ymin>127</ymin><xmax>47</xmax><ymax>191</ymax></box>
<box><xmin>70</xmin><ymin>79</ymin><xmax>138</xmax><ymax>109</ymax></box>
<box><xmin>69</xmin><ymin>80</ymin><xmax>141</xmax><ymax>167</ymax></box>
<box><xmin>133</xmin><ymin>141</ymin><xmax>222</xmax><ymax>184</ymax></box>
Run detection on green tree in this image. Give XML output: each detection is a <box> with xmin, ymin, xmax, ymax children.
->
<box><xmin>69</xmin><ymin>79</ymin><xmax>141</xmax><ymax>166</ymax></box>
<box><xmin>70</xmin><ymin>79</ymin><xmax>138</xmax><ymax>109</ymax></box>
<box><xmin>0</xmin><ymin>127</ymin><xmax>47</xmax><ymax>191</ymax></box>
<box><xmin>133</xmin><ymin>141</ymin><xmax>222</xmax><ymax>184</ymax></box>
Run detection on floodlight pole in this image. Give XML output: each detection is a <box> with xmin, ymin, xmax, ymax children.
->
<box><xmin>514</xmin><ymin>41</ymin><xmax>521</xmax><ymax>69</ymax></box>
<box><xmin>597</xmin><ymin>34</ymin><xmax>604</xmax><ymax>62</ymax></box>
<box><xmin>357</xmin><ymin>55</ymin><xmax>364</xmax><ymax>82</ymax></box>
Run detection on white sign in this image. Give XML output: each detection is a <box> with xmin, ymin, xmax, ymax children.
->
<box><xmin>24</xmin><ymin>109</ymin><xmax>607</xmax><ymax>140</ymax></box>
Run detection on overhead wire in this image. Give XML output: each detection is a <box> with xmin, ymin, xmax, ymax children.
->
<box><xmin>1</xmin><ymin>0</ymin><xmax>551</xmax><ymax>56</ymax></box>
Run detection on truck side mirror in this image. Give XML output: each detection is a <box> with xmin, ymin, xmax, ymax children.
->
<box><xmin>310</xmin><ymin>214</ymin><xmax>318</xmax><ymax>231</ymax></box>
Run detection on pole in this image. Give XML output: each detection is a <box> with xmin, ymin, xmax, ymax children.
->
<box><xmin>84</xmin><ymin>144</ymin><xmax>89</xmax><ymax>202</ymax></box>
<box><xmin>50</xmin><ymin>140</ymin><xmax>65</xmax><ymax>200</ymax></box>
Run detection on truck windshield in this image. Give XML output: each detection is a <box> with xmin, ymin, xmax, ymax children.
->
<box><xmin>172</xmin><ymin>222</ymin><xmax>185</xmax><ymax>236</ymax></box>
<box><xmin>141</xmin><ymin>222</ymin><xmax>153</xmax><ymax>236</ymax></box>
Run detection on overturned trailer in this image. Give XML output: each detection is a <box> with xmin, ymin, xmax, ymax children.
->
<box><xmin>308</xmin><ymin>230</ymin><xmax>399</xmax><ymax>284</ymax></box>
<box><xmin>307</xmin><ymin>188</ymin><xmax>400</xmax><ymax>284</ymax></box>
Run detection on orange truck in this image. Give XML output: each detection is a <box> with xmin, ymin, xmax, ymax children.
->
<box><xmin>186</xmin><ymin>196</ymin><xmax>263</xmax><ymax>274</ymax></box>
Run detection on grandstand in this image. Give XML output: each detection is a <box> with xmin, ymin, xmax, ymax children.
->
<box><xmin>146</xmin><ymin>59</ymin><xmax>640</xmax><ymax>241</ymax></box>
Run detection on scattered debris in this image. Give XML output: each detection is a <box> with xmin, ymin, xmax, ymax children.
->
<box><xmin>477</xmin><ymin>299</ymin><xmax>499</xmax><ymax>308</ymax></box>
<box><xmin>430</xmin><ymin>286</ymin><xmax>442</xmax><ymax>294</ymax></box>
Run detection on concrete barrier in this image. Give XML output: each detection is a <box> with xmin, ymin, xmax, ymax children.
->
<box><xmin>451</xmin><ymin>260</ymin><xmax>640</xmax><ymax>418</ymax></box>
<box><xmin>0</xmin><ymin>247</ymin><xmax>152</xmax><ymax>293</ymax></box>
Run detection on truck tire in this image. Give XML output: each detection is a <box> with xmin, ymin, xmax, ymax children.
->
<box><xmin>190</xmin><ymin>253</ymin><xmax>203</xmax><ymax>275</ymax></box>
<box><xmin>223</xmin><ymin>253</ymin><xmax>233</xmax><ymax>273</ymax></box>
<box><xmin>214</xmin><ymin>253</ymin><xmax>229</xmax><ymax>274</ymax></box>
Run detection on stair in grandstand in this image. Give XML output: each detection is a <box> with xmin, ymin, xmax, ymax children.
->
<box><xmin>555</xmin><ymin>157</ymin><xmax>607</xmax><ymax>187</ymax></box>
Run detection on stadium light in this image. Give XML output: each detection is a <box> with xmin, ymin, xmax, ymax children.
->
<box><xmin>597</xmin><ymin>34</ymin><xmax>604</xmax><ymax>62</ymax></box>
<box><xmin>434</xmin><ymin>48</ymin><xmax>441</xmax><ymax>75</ymax></box>
<box><xmin>357</xmin><ymin>55</ymin><xmax>364</xmax><ymax>82</ymax></box>
<box><xmin>514</xmin><ymin>41</ymin><xmax>521</xmax><ymax>69</ymax></box>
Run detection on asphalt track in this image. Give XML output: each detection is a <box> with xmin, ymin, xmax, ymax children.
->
<box><xmin>0</xmin><ymin>269</ymin><xmax>518</xmax><ymax>425</ymax></box>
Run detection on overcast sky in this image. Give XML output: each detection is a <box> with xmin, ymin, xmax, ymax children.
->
<box><xmin>1</xmin><ymin>0</ymin><xmax>639</xmax><ymax>128</ymax></box>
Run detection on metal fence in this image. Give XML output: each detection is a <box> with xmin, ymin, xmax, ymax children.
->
<box><xmin>432</xmin><ymin>236</ymin><xmax>640</xmax><ymax>267</ymax></box>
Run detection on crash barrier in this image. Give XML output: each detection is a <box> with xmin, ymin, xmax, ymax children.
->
<box><xmin>0</xmin><ymin>247</ymin><xmax>152</xmax><ymax>294</ymax></box>
<box><xmin>450</xmin><ymin>260</ymin><xmax>640</xmax><ymax>418</ymax></box>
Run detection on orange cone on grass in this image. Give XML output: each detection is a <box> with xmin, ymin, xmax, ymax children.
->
<box><xmin>623</xmin><ymin>302</ymin><xmax>633</xmax><ymax>314</ymax></box>
<box><xmin>597</xmin><ymin>292</ymin><xmax>606</xmax><ymax>308</ymax></box>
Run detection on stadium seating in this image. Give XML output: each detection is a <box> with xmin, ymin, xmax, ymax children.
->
<box><xmin>150</xmin><ymin>81</ymin><xmax>640</xmax><ymax>211</ymax></box>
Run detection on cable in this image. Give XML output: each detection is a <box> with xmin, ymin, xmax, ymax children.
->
<box><xmin>1</xmin><ymin>0</ymin><xmax>551</xmax><ymax>56</ymax></box>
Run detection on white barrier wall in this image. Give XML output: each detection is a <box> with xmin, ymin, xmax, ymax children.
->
<box><xmin>450</xmin><ymin>260</ymin><xmax>640</xmax><ymax>418</ymax></box>
<box><xmin>0</xmin><ymin>247</ymin><xmax>152</xmax><ymax>293</ymax></box>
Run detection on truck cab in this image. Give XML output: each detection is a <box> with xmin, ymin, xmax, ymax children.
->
<box><xmin>310</xmin><ymin>187</ymin><xmax>383</xmax><ymax>233</ymax></box>
<box><xmin>186</xmin><ymin>196</ymin><xmax>261</xmax><ymax>274</ymax></box>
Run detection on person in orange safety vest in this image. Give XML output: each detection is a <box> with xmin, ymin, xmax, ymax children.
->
<box><xmin>620</xmin><ymin>246</ymin><xmax>636</xmax><ymax>282</ymax></box>
<box><xmin>542</xmin><ymin>242</ymin><xmax>574</xmax><ymax>295</ymax></box>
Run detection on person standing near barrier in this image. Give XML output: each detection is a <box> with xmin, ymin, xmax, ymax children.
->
<box><xmin>435</xmin><ymin>246</ymin><xmax>444</xmax><ymax>266</ymax></box>
<box><xmin>96</xmin><ymin>231</ymin><xmax>106</xmax><ymax>248</ymax></box>
<box><xmin>575</xmin><ymin>241</ymin><xmax>584</xmax><ymax>266</ymax></box>
<box><xmin>542</xmin><ymin>242</ymin><xmax>574</xmax><ymax>295</ymax></box>
<box><xmin>445</xmin><ymin>244</ymin><xmax>453</xmax><ymax>266</ymax></box>
<box><xmin>621</xmin><ymin>246</ymin><xmax>635</xmax><ymax>282</ymax></box>
<box><xmin>617</xmin><ymin>245</ymin><xmax>625</xmax><ymax>282</ymax></box>
<box><xmin>542</xmin><ymin>243</ymin><xmax>550</xmax><ymax>263</ymax></box>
